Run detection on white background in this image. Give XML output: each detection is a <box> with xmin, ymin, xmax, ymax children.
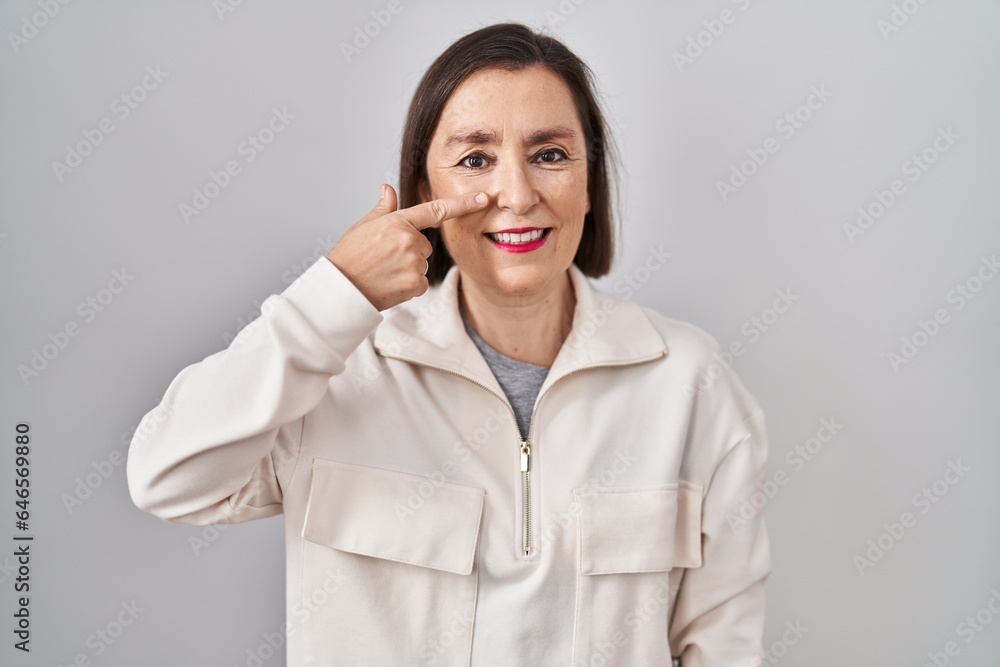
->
<box><xmin>2</xmin><ymin>0</ymin><xmax>999</xmax><ymax>665</ymax></box>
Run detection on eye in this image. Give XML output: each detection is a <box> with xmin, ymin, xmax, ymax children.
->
<box><xmin>537</xmin><ymin>148</ymin><xmax>568</xmax><ymax>163</ymax></box>
<box><xmin>458</xmin><ymin>153</ymin><xmax>488</xmax><ymax>170</ymax></box>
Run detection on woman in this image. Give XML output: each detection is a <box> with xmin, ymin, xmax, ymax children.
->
<box><xmin>127</xmin><ymin>22</ymin><xmax>771</xmax><ymax>666</ymax></box>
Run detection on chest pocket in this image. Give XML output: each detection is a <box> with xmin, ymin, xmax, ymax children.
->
<box><xmin>298</xmin><ymin>459</ymin><xmax>485</xmax><ymax>666</ymax></box>
<box><xmin>576</xmin><ymin>482</ymin><xmax>703</xmax><ymax>574</ymax></box>
<box><xmin>571</xmin><ymin>482</ymin><xmax>703</xmax><ymax>666</ymax></box>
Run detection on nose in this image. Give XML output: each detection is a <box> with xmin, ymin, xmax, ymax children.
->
<box><xmin>490</xmin><ymin>159</ymin><xmax>539</xmax><ymax>217</ymax></box>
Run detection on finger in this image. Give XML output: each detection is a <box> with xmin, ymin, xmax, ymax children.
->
<box><xmin>382</xmin><ymin>183</ymin><xmax>398</xmax><ymax>212</ymax></box>
<box><xmin>416</xmin><ymin>234</ymin><xmax>433</xmax><ymax>259</ymax></box>
<box><xmin>401</xmin><ymin>191</ymin><xmax>489</xmax><ymax>231</ymax></box>
<box><xmin>357</xmin><ymin>184</ymin><xmax>399</xmax><ymax>225</ymax></box>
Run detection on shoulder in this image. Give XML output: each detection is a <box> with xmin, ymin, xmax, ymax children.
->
<box><xmin>632</xmin><ymin>303</ymin><xmax>764</xmax><ymax>421</ymax></box>
<box><xmin>640</xmin><ymin>307</ymin><xmax>726</xmax><ymax>363</ymax></box>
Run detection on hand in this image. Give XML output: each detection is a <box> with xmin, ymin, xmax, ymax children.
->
<box><xmin>326</xmin><ymin>184</ymin><xmax>488</xmax><ymax>311</ymax></box>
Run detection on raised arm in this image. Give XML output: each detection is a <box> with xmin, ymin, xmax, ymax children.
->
<box><xmin>126</xmin><ymin>186</ymin><xmax>488</xmax><ymax>525</ymax></box>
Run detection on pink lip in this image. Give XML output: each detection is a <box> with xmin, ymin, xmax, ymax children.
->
<box><xmin>484</xmin><ymin>228</ymin><xmax>551</xmax><ymax>254</ymax></box>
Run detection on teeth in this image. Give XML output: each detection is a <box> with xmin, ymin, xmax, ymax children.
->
<box><xmin>488</xmin><ymin>229</ymin><xmax>545</xmax><ymax>244</ymax></box>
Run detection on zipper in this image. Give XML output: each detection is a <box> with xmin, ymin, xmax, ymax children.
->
<box><xmin>520</xmin><ymin>440</ymin><xmax>531</xmax><ymax>555</ymax></box>
<box><xmin>375</xmin><ymin>354</ymin><xmax>529</xmax><ymax>553</ymax></box>
<box><xmin>510</xmin><ymin>349</ymin><xmax>667</xmax><ymax>556</ymax></box>
<box><xmin>377</xmin><ymin>349</ymin><xmax>667</xmax><ymax>558</ymax></box>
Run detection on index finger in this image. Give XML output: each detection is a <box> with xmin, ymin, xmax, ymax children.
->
<box><xmin>400</xmin><ymin>191</ymin><xmax>490</xmax><ymax>231</ymax></box>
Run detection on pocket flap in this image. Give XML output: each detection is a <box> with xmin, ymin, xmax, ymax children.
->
<box><xmin>574</xmin><ymin>481</ymin><xmax>703</xmax><ymax>575</ymax></box>
<box><xmin>302</xmin><ymin>459</ymin><xmax>485</xmax><ymax>575</ymax></box>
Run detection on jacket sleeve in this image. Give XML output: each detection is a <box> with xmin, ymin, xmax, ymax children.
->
<box><xmin>668</xmin><ymin>365</ymin><xmax>772</xmax><ymax>666</ymax></box>
<box><xmin>126</xmin><ymin>257</ymin><xmax>383</xmax><ymax>526</ymax></box>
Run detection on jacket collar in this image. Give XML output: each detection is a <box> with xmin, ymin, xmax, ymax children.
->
<box><xmin>373</xmin><ymin>263</ymin><xmax>667</xmax><ymax>397</ymax></box>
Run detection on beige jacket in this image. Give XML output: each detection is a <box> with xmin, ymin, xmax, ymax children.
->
<box><xmin>127</xmin><ymin>257</ymin><xmax>771</xmax><ymax>666</ymax></box>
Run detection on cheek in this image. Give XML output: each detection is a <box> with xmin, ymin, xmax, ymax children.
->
<box><xmin>440</xmin><ymin>210</ymin><xmax>488</xmax><ymax>251</ymax></box>
<box><xmin>427</xmin><ymin>170</ymin><xmax>475</xmax><ymax>199</ymax></box>
<box><xmin>543</xmin><ymin>169</ymin><xmax>588</xmax><ymax>204</ymax></box>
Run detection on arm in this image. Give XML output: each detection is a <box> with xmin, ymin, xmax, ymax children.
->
<box><xmin>669</xmin><ymin>377</ymin><xmax>772</xmax><ymax>665</ymax></box>
<box><xmin>126</xmin><ymin>257</ymin><xmax>383</xmax><ymax>525</ymax></box>
<box><xmin>126</xmin><ymin>187</ymin><xmax>489</xmax><ymax>526</ymax></box>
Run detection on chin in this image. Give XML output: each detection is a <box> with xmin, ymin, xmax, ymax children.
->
<box><xmin>487</xmin><ymin>262</ymin><xmax>567</xmax><ymax>296</ymax></box>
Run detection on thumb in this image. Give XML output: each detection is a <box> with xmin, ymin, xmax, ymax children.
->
<box><xmin>378</xmin><ymin>183</ymin><xmax>398</xmax><ymax>213</ymax></box>
<box><xmin>358</xmin><ymin>184</ymin><xmax>398</xmax><ymax>224</ymax></box>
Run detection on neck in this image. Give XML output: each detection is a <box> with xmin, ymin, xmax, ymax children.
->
<box><xmin>458</xmin><ymin>270</ymin><xmax>576</xmax><ymax>367</ymax></box>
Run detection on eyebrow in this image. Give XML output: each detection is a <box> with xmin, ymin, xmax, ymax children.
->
<box><xmin>443</xmin><ymin>126</ymin><xmax>578</xmax><ymax>149</ymax></box>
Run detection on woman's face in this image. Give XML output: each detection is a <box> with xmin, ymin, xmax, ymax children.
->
<box><xmin>420</xmin><ymin>65</ymin><xmax>590</xmax><ymax>299</ymax></box>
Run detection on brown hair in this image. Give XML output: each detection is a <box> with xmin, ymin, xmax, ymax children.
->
<box><xmin>398</xmin><ymin>22</ymin><xmax>621</xmax><ymax>284</ymax></box>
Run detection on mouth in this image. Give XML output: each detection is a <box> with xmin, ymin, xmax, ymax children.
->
<box><xmin>483</xmin><ymin>227</ymin><xmax>552</xmax><ymax>253</ymax></box>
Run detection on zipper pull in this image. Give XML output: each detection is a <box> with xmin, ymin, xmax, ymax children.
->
<box><xmin>520</xmin><ymin>441</ymin><xmax>530</xmax><ymax>472</ymax></box>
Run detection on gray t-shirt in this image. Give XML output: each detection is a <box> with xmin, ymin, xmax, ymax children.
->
<box><xmin>461</xmin><ymin>312</ymin><xmax>549</xmax><ymax>439</ymax></box>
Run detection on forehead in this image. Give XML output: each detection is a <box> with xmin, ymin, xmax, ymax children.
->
<box><xmin>433</xmin><ymin>66</ymin><xmax>583</xmax><ymax>143</ymax></box>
